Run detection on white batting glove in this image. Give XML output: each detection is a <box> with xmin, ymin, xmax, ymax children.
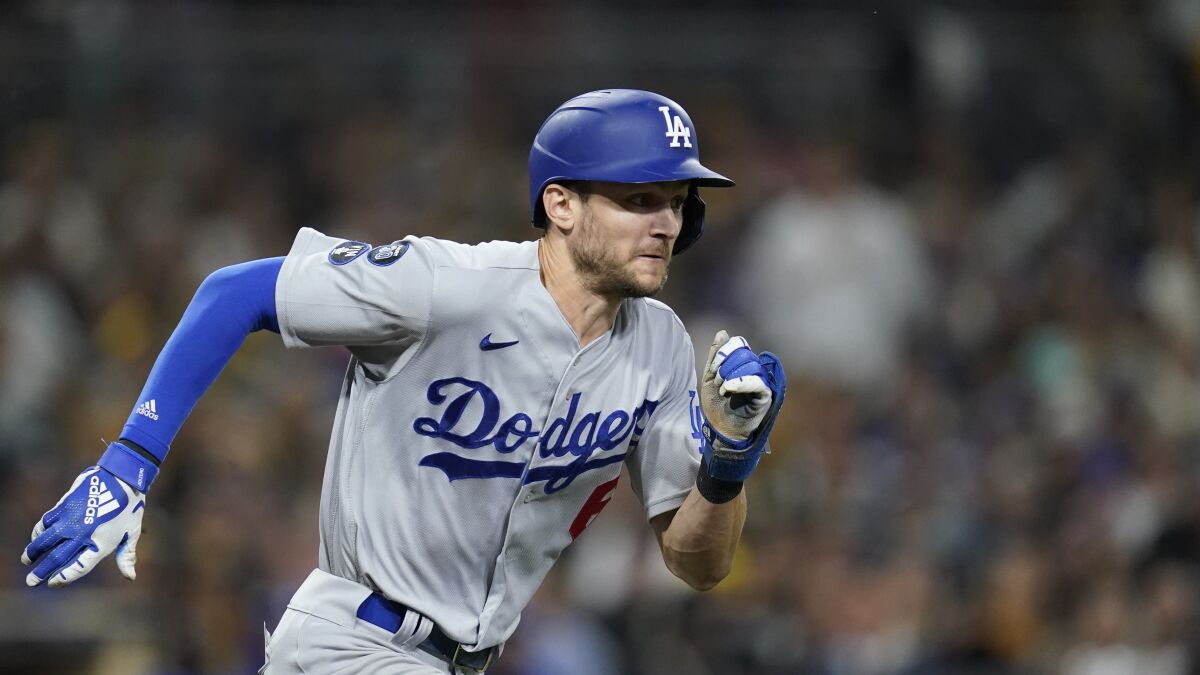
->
<box><xmin>21</xmin><ymin>466</ymin><xmax>145</xmax><ymax>588</ymax></box>
<box><xmin>700</xmin><ymin>330</ymin><xmax>774</xmax><ymax>443</ymax></box>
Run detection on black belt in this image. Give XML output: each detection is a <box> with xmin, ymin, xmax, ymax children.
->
<box><xmin>356</xmin><ymin>592</ymin><xmax>497</xmax><ymax>672</ymax></box>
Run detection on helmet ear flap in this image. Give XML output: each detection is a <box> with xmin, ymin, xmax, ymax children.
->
<box><xmin>673</xmin><ymin>187</ymin><xmax>706</xmax><ymax>255</ymax></box>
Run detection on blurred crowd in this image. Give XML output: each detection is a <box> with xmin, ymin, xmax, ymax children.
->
<box><xmin>3</xmin><ymin>1</ymin><xmax>1200</xmax><ymax>674</ymax></box>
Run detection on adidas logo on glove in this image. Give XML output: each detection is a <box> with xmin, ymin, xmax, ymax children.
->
<box><xmin>84</xmin><ymin>475</ymin><xmax>119</xmax><ymax>525</ymax></box>
<box><xmin>136</xmin><ymin>399</ymin><xmax>159</xmax><ymax>421</ymax></box>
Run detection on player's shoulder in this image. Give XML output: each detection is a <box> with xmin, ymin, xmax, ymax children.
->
<box><xmin>290</xmin><ymin>227</ymin><xmax>537</xmax><ymax>271</ymax></box>
<box><xmin>634</xmin><ymin>296</ymin><xmax>683</xmax><ymax>321</ymax></box>
<box><xmin>410</xmin><ymin>236</ymin><xmax>539</xmax><ymax>271</ymax></box>
<box><xmin>623</xmin><ymin>297</ymin><xmax>689</xmax><ymax>341</ymax></box>
<box><xmin>620</xmin><ymin>299</ymin><xmax>695</xmax><ymax>382</ymax></box>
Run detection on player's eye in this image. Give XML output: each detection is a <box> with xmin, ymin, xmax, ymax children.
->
<box><xmin>670</xmin><ymin>196</ymin><xmax>686</xmax><ymax>212</ymax></box>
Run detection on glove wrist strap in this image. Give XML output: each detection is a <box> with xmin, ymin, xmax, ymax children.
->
<box><xmin>701</xmin><ymin>417</ymin><xmax>767</xmax><ymax>481</ymax></box>
<box><xmin>97</xmin><ymin>441</ymin><xmax>158</xmax><ymax>492</ymax></box>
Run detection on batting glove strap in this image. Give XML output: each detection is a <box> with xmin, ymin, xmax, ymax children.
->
<box><xmin>98</xmin><ymin>441</ymin><xmax>159</xmax><ymax>492</ymax></box>
<box><xmin>701</xmin><ymin>351</ymin><xmax>787</xmax><ymax>482</ymax></box>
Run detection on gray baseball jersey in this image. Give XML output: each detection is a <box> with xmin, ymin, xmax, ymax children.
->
<box><xmin>274</xmin><ymin>227</ymin><xmax>703</xmax><ymax>650</ymax></box>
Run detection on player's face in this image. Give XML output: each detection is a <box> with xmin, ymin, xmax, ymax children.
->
<box><xmin>569</xmin><ymin>181</ymin><xmax>688</xmax><ymax>299</ymax></box>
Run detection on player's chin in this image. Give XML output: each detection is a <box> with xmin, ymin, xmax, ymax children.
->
<box><xmin>628</xmin><ymin>265</ymin><xmax>669</xmax><ymax>297</ymax></box>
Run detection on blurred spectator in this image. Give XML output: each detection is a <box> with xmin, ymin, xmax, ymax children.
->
<box><xmin>738</xmin><ymin>136</ymin><xmax>932</xmax><ymax>396</ymax></box>
<box><xmin>0</xmin><ymin>121</ymin><xmax>108</xmax><ymax>296</ymax></box>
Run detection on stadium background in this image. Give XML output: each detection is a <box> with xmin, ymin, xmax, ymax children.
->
<box><xmin>2</xmin><ymin>1</ymin><xmax>1199</xmax><ymax>674</ymax></box>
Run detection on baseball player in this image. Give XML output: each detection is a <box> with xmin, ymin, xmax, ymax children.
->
<box><xmin>20</xmin><ymin>89</ymin><xmax>786</xmax><ymax>674</ymax></box>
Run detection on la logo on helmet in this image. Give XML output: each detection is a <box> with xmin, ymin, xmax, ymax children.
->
<box><xmin>658</xmin><ymin>106</ymin><xmax>692</xmax><ymax>148</ymax></box>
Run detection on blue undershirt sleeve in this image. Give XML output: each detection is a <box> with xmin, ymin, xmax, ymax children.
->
<box><xmin>96</xmin><ymin>257</ymin><xmax>283</xmax><ymax>491</ymax></box>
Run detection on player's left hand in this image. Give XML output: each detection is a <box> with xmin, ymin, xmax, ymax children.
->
<box><xmin>699</xmin><ymin>330</ymin><xmax>786</xmax><ymax>482</ymax></box>
<box><xmin>21</xmin><ymin>466</ymin><xmax>145</xmax><ymax>588</ymax></box>
<box><xmin>701</xmin><ymin>331</ymin><xmax>773</xmax><ymax>440</ymax></box>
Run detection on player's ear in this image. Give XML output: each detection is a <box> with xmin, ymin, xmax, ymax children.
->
<box><xmin>542</xmin><ymin>183</ymin><xmax>579</xmax><ymax>234</ymax></box>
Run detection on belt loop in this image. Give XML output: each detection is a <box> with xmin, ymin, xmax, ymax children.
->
<box><xmin>390</xmin><ymin>608</ymin><xmax>419</xmax><ymax>649</ymax></box>
<box><xmin>396</xmin><ymin>613</ymin><xmax>433</xmax><ymax>651</ymax></box>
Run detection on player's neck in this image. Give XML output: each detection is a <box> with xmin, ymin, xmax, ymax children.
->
<box><xmin>538</xmin><ymin>240</ymin><xmax>622</xmax><ymax>348</ymax></box>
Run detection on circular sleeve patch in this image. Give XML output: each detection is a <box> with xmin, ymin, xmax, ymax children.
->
<box><xmin>367</xmin><ymin>241</ymin><xmax>411</xmax><ymax>267</ymax></box>
<box><xmin>328</xmin><ymin>241</ymin><xmax>371</xmax><ymax>265</ymax></box>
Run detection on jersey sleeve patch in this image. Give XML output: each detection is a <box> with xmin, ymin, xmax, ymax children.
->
<box><xmin>328</xmin><ymin>241</ymin><xmax>371</xmax><ymax>265</ymax></box>
<box><xmin>367</xmin><ymin>241</ymin><xmax>411</xmax><ymax>267</ymax></box>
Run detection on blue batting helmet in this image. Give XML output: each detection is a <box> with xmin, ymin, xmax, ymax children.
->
<box><xmin>528</xmin><ymin>89</ymin><xmax>734</xmax><ymax>254</ymax></box>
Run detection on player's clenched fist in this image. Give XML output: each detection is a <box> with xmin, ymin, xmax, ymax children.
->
<box><xmin>698</xmin><ymin>330</ymin><xmax>786</xmax><ymax>485</ymax></box>
<box><xmin>701</xmin><ymin>331</ymin><xmax>774</xmax><ymax>440</ymax></box>
<box><xmin>21</xmin><ymin>466</ymin><xmax>145</xmax><ymax>588</ymax></box>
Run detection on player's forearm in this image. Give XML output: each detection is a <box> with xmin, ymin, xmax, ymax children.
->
<box><xmin>108</xmin><ymin>258</ymin><xmax>283</xmax><ymax>488</ymax></box>
<box><xmin>659</xmin><ymin>486</ymin><xmax>747</xmax><ymax>591</ymax></box>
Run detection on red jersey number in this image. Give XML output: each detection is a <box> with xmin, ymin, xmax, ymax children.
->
<box><xmin>569</xmin><ymin>477</ymin><xmax>620</xmax><ymax>540</ymax></box>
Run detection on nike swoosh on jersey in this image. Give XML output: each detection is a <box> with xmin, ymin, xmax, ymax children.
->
<box><xmin>479</xmin><ymin>333</ymin><xmax>519</xmax><ymax>351</ymax></box>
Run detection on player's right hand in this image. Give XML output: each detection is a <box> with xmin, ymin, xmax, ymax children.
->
<box><xmin>21</xmin><ymin>466</ymin><xmax>145</xmax><ymax>588</ymax></box>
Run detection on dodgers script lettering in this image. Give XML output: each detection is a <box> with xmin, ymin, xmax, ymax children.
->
<box><xmin>414</xmin><ymin>377</ymin><xmax>659</xmax><ymax>492</ymax></box>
